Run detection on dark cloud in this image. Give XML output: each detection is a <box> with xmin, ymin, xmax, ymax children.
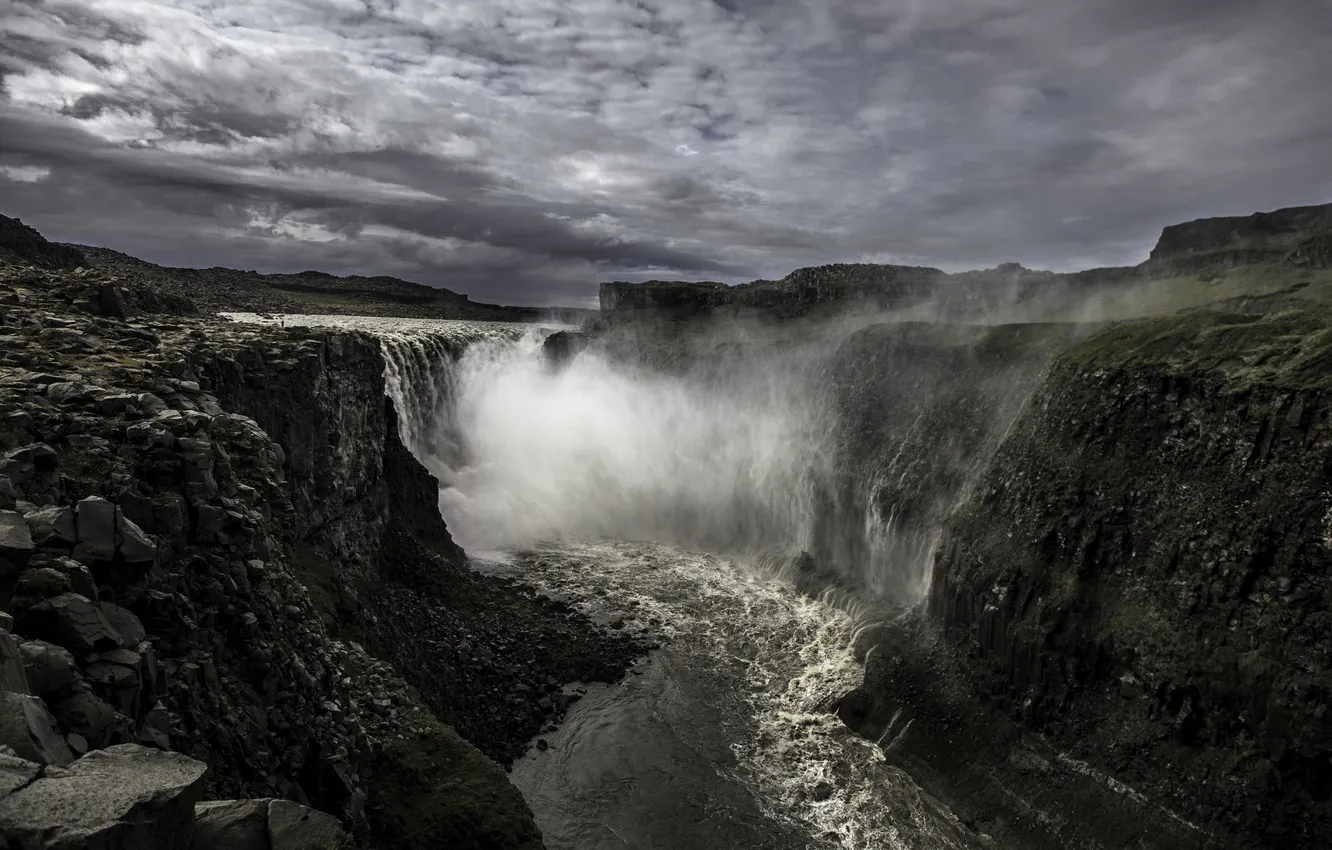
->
<box><xmin>1</xmin><ymin>0</ymin><xmax>1330</xmax><ymax>306</ymax></box>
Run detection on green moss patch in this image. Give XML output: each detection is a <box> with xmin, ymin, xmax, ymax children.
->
<box><xmin>1061</xmin><ymin>307</ymin><xmax>1332</xmax><ymax>390</ymax></box>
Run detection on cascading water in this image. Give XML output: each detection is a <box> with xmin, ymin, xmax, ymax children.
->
<box><xmin>387</xmin><ymin>327</ymin><xmax>834</xmax><ymax>558</ymax></box>
<box><xmin>226</xmin><ymin>311</ymin><xmax>1063</xmax><ymax>849</ymax></box>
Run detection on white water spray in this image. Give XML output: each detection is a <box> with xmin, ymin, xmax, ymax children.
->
<box><xmin>411</xmin><ymin>331</ymin><xmax>831</xmax><ymax>556</ymax></box>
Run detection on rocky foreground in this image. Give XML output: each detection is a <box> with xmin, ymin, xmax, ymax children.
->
<box><xmin>0</xmin><ymin>223</ymin><xmax>641</xmax><ymax>848</ymax></box>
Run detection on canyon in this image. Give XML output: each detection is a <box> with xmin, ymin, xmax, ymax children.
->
<box><xmin>1</xmin><ymin>202</ymin><xmax>1331</xmax><ymax>848</ymax></box>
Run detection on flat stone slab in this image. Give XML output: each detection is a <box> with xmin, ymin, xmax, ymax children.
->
<box><xmin>0</xmin><ymin>743</ymin><xmax>207</xmax><ymax>850</ymax></box>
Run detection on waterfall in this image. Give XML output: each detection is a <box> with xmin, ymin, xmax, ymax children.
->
<box><xmin>382</xmin><ymin>324</ymin><xmax>831</xmax><ymax>559</ymax></box>
<box><xmin>376</xmin><ymin>317</ymin><xmax>1068</xmax><ymax>604</ymax></box>
<box><xmin>381</xmin><ymin>325</ymin><xmax>529</xmax><ymax>481</ymax></box>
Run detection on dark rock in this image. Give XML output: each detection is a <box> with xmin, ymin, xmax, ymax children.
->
<box><xmin>0</xmin><ymin>743</ymin><xmax>206</xmax><ymax>849</ymax></box>
<box><xmin>85</xmin><ymin>654</ymin><xmax>141</xmax><ymax>716</ymax></box>
<box><xmin>115</xmin><ymin>511</ymin><xmax>156</xmax><ymax>563</ymax></box>
<box><xmin>18</xmin><ymin>593</ymin><xmax>122</xmax><ymax>653</ymax></box>
<box><xmin>0</xmin><ymin>214</ymin><xmax>87</xmax><ymax>269</ymax></box>
<box><xmin>190</xmin><ymin>799</ymin><xmax>269</xmax><ymax>850</ymax></box>
<box><xmin>51</xmin><ymin>557</ymin><xmax>97</xmax><ymax>599</ymax></box>
<box><xmin>0</xmin><ymin>631</ymin><xmax>28</xmax><ymax>694</ymax></box>
<box><xmin>101</xmin><ymin>603</ymin><xmax>146</xmax><ymax>648</ymax></box>
<box><xmin>73</xmin><ymin>497</ymin><xmax>117</xmax><ymax>564</ymax></box>
<box><xmin>0</xmin><ymin>444</ymin><xmax>58</xmax><ymax>488</ymax></box>
<box><xmin>23</xmin><ymin>505</ymin><xmax>77</xmax><ymax>548</ymax></box>
<box><xmin>138</xmin><ymin>701</ymin><xmax>170</xmax><ymax>750</ymax></box>
<box><xmin>46</xmin><ymin>381</ymin><xmax>92</xmax><ymax>406</ymax></box>
<box><xmin>0</xmin><ymin>509</ymin><xmax>35</xmax><ymax>567</ymax></box>
<box><xmin>51</xmin><ymin>687</ymin><xmax>129</xmax><ymax>750</ymax></box>
<box><xmin>13</xmin><ymin>567</ymin><xmax>72</xmax><ymax>608</ymax></box>
<box><xmin>19</xmin><ymin>639</ymin><xmax>76</xmax><ymax>695</ymax></box>
<box><xmin>267</xmin><ymin>799</ymin><xmax>346</xmax><ymax>848</ymax></box>
<box><xmin>542</xmin><ymin>330</ymin><xmax>589</xmax><ymax>370</ymax></box>
<box><xmin>87</xmin><ymin>283</ymin><xmax>128</xmax><ymax>318</ymax></box>
<box><xmin>0</xmin><ymin>691</ymin><xmax>73</xmax><ymax>765</ymax></box>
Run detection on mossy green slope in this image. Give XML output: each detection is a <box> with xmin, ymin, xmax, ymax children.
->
<box><xmin>1062</xmin><ymin>307</ymin><xmax>1332</xmax><ymax>390</ymax></box>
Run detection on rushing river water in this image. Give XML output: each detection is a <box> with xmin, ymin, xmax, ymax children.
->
<box><xmin>491</xmin><ymin>541</ymin><xmax>986</xmax><ymax>850</ymax></box>
<box><xmin>222</xmin><ymin>313</ymin><xmax>997</xmax><ymax>849</ymax></box>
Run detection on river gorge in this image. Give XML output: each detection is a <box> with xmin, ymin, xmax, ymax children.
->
<box><xmin>3</xmin><ymin>206</ymin><xmax>1331</xmax><ymax>849</ymax></box>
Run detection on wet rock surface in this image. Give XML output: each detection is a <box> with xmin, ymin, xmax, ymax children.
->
<box><xmin>838</xmin><ymin>309</ymin><xmax>1332</xmax><ymax>849</ymax></box>
<box><xmin>364</xmin><ymin>526</ymin><xmax>646</xmax><ymax>766</ymax></box>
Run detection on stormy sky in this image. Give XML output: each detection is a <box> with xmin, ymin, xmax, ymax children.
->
<box><xmin>2</xmin><ymin>1</ymin><xmax>1330</xmax><ymax>306</ymax></box>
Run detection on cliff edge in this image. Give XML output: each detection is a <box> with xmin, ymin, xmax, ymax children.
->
<box><xmin>0</xmin><ymin>242</ymin><xmax>553</xmax><ymax>846</ymax></box>
<box><xmin>838</xmin><ymin>308</ymin><xmax>1332</xmax><ymax>849</ymax></box>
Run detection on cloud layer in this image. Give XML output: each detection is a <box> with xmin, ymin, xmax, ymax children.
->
<box><xmin>2</xmin><ymin>0</ymin><xmax>1330</xmax><ymax>305</ymax></box>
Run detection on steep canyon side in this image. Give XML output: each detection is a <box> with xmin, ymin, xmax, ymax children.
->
<box><xmin>839</xmin><ymin>309</ymin><xmax>1332</xmax><ymax>849</ymax></box>
<box><xmin>0</xmin><ymin>248</ymin><xmax>552</xmax><ymax>848</ymax></box>
<box><xmin>809</xmin><ymin>321</ymin><xmax>1086</xmax><ymax>601</ymax></box>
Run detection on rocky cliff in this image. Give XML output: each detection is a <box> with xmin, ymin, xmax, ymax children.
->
<box><xmin>68</xmin><ymin>244</ymin><xmax>587</xmax><ymax>323</ymax></box>
<box><xmin>0</xmin><ymin>247</ymin><xmax>570</xmax><ymax>847</ymax></box>
<box><xmin>600</xmin><ymin>202</ymin><xmax>1332</xmax><ymax>325</ymax></box>
<box><xmin>598</xmin><ymin>264</ymin><xmax>948</xmax><ymax>321</ymax></box>
<box><xmin>0</xmin><ymin>216</ymin><xmax>86</xmax><ymax>271</ymax></box>
<box><xmin>1150</xmin><ymin>204</ymin><xmax>1332</xmax><ymax>273</ymax></box>
<box><xmin>837</xmin><ymin>308</ymin><xmax>1332</xmax><ymax>849</ymax></box>
<box><xmin>809</xmin><ymin>321</ymin><xmax>1086</xmax><ymax>601</ymax></box>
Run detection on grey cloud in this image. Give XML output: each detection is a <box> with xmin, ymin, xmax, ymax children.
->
<box><xmin>1</xmin><ymin>0</ymin><xmax>1330</xmax><ymax>303</ymax></box>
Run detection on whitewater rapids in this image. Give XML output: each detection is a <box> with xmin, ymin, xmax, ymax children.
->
<box><xmin>497</xmin><ymin>541</ymin><xmax>985</xmax><ymax>850</ymax></box>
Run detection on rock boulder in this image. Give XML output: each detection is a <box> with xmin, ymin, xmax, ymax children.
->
<box><xmin>191</xmin><ymin>797</ymin><xmax>346</xmax><ymax>850</ymax></box>
<box><xmin>18</xmin><ymin>593</ymin><xmax>122</xmax><ymax>654</ymax></box>
<box><xmin>0</xmin><ymin>743</ymin><xmax>207</xmax><ymax>850</ymax></box>
<box><xmin>0</xmin><ymin>691</ymin><xmax>73</xmax><ymax>766</ymax></box>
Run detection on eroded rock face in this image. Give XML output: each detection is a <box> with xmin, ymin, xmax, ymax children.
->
<box><xmin>0</xmin><ymin>215</ymin><xmax>86</xmax><ymax>270</ymax></box>
<box><xmin>19</xmin><ymin>639</ymin><xmax>76</xmax><ymax>695</ymax></box>
<box><xmin>540</xmin><ymin>330</ymin><xmax>589</xmax><ymax>370</ymax></box>
<box><xmin>0</xmin><ymin>630</ymin><xmax>28</xmax><ymax>694</ymax></box>
<box><xmin>189</xmin><ymin>799</ymin><xmax>269</xmax><ymax>850</ymax></box>
<box><xmin>0</xmin><ymin>509</ymin><xmax>35</xmax><ymax>575</ymax></box>
<box><xmin>18</xmin><ymin>593</ymin><xmax>122</xmax><ymax>654</ymax></box>
<box><xmin>919</xmin><ymin>313</ymin><xmax>1332</xmax><ymax>847</ymax></box>
<box><xmin>1</xmin><ymin>246</ymin><xmax>552</xmax><ymax>847</ymax></box>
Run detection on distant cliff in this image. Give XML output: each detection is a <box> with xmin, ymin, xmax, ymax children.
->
<box><xmin>70</xmin><ymin>244</ymin><xmax>572</xmax><ymax>323</ymax></box>
<box><xmin>600</xmin><ymin>201</ymin><xmax>1332</xmax><ymax>323</ymax></box>
<box><xmin>0</xmin><ymin>215</ymin><xmax>86</xmax><ymax>270</ymax></box>
<box><xmin>1150</xmin><ymin>204</ymin><xmax>1332</xmax><ymax>272</ymax></box>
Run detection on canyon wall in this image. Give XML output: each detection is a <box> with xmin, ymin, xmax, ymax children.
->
<box><xmin>1150</xmin><ymin>204</ymin><xmax>1332</xmax><ymax>272</ymax></box>
<box><xmin>809</xmin><ymin>321</ymin><xmax>1082</xmax><ymax>601</ymax></box>
<box><xmin>0</xmin><ymin>253</ymin><xmax>546</xmax><ymax>848</ymax></box>
<box><xmin>931</xmin><ymin>310</ymin><xmax>1332</xmax><ymax>845</ymax></box>
<box><xmin>838</xmin><ymin>309</ymin><xmax>1332</xmax><ymax>849</ymax></box>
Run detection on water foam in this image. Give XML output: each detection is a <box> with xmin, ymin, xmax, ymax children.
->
<box><xmin>513</xmin><ymin>541</ymin><xmax>987</xmax><ymax>850</ymax></box>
